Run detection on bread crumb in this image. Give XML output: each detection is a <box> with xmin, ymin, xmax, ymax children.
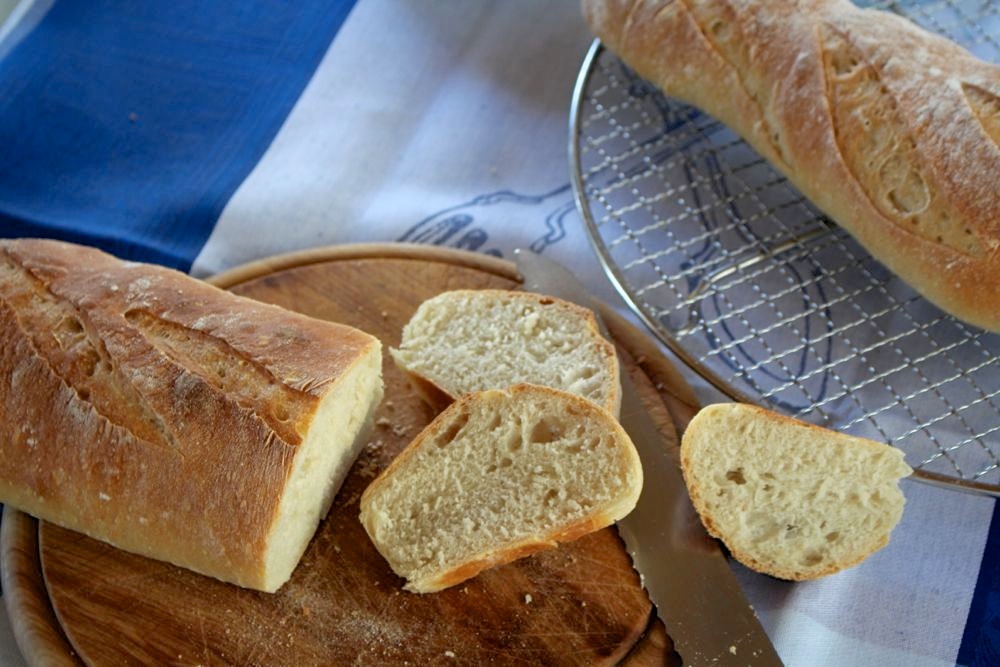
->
<box><xmin>376</xmin><ymin>417</ymin><xmax>392</xmax><ymax>428</ymax></box>
<box><xmin>334</xmin><ymin>545</ymin><xmax>341</xmax><ymax>553</ymax></box>
<box><xmin>524</xmin><ymin>594</ymin><xmax>532</xmax><ymax>604</ymax></box>
<box><xmin>356</xmin><ymin>456</ymin><xmax>380</xmax><ymax>479</ymax></box>
<box><xmin>392</xmin><ymin>425</ymin><xmax>409</xmax><ymax>437</ymax></box>
<box><xmin>98</xmin><ymin>492</ymin><xmax>111</xmax><ymax>502</ymax></box>
<box><xmin>729</xmin><ymin>645</ymin><xmax>737</xmax><ymax>655</ymax></box>
<box><xmin>444</xmin><ymin>650</ymin><xmax>456</xmax><ymax>658</ymax></box>
<box><xmin>339</xmin><ymin>491</ymin><xmax>361</xmax><ymax>507</ymax></box>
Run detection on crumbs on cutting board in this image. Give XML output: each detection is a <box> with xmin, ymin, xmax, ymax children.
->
<box><xmin>356</xmin><ymin>448</ymin><xmax>381</xmax><ymax>479</ymax></box>
<box><xmin>375</xmin><ymin>416</ymin><xmax>410</xmax><ymax>438</ymax></box>
<box><xmin>337</xmin><ymin>491</ymin><xmax>362</xmax><ymax>507</ymax></box>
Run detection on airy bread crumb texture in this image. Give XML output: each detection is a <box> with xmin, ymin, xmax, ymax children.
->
<box><xmin>360</xmin><ymin>384</ymin><xmax>642</xmax><ymax>593</ymax></box>
<box><xmin>390</xmin><ymin>290</ymin><xmax>621</xmax><ymax>416</ymax></box>
<box><xmin>681</xmin><ymin>403</ymin><xmax>912</xmax><ymax>581</ymax></box>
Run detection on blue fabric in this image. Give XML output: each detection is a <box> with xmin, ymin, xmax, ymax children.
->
<box><xmin>959</xmin><ymin>501</ymin><xmax>1000</xmax><ymax>667</ymax></box>
<box><xmin>0</xmin><ymin>0</ymin><xmax>357</xmax><ymax>270</ymax></box>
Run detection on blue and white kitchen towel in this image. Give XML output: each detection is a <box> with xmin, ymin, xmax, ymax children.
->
<box><xmin>0</xmin><ymin>1</ymin><xmax>996</xmax><ymax>665</ymax></box>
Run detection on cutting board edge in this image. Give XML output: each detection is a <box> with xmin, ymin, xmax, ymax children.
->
<box><xmin>1</xmin><ymin>242</ymin><xmax>697</xmax><ymax>666</ymax></box>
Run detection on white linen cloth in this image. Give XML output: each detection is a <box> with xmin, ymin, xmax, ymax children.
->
<box><xmin>0</xmin><ymin>1</ymin><xmax>994</xmax><ymax>665</ymax></box>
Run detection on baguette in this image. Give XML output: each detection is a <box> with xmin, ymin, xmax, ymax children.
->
<box><xmin>359</xmin><ymin>384</ymin><xmax>642</xmax><ymax>593</ymax></box>
<box><xmin>390</xmin><ymin>289</ymin><xmax>621</xmax><ymax>415</ymax></box>
<box><xmin>0</xmin><ymin>238</ymin><xmax>384</xmax><ymax>592</ymax></box>
<box><xmin>583</xmin><ymin>0</ymin><xmax>1000</xmax><ymax>332</ymax></box>
<box><xmin>680</xmin><ymin>403</ymin><xmax>911</xmax><ymax>580</ymax></box>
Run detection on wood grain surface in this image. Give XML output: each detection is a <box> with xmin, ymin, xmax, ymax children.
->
<box><xmin>1</xmin><ymin>244</ymin><xmax>700</xmax><ymax>666</ymax></box>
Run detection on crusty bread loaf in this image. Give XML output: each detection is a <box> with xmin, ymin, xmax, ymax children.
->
<box><xmin>0</xmin><ymin>238</ymin><xmax>384</xmax><ymax>592</ymax></box>
<box><xmin>680</xmin><ymin>403</ymin><xmax>912</xmax><ymax>580</ymax></box>
<box><xmin>390</xmin><ymin>289</ymin><xmax>621</xmax><ymax>415</ymax></box>
<box><xmin>583</xmin><ymin>0</ymin><xmax>1000</xmax><ymax>332</ymax></box>
<box><xmin>359</xmin><ymin>383</ymin><xmax>642</xmax><ymax>593</ymax></box>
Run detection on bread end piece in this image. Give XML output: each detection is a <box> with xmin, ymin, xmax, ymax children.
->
<box><xmin>0</xmin><ymin>238</ymin><xmax>385</xmax><ymax>593</ymax></box>
<box><xmin>680</xmin><ymin>403</ymin><xmax>912</xmax><ymax>581</ymax></box>
<box><xmin>359</xmin><ymin>383</ymin><xmax>642</xmax><ymax>593</ymax></box>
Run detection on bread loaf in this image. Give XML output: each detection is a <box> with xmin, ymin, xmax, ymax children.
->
<box><xmin>583</xmin><ymin>0</ymin><xmax>1000</xmax><ymax>332</ymax></box>
<box><xmin>390</xmin><ymin>289</ymin><xmax>621</xmax><ymax>415</ymax></box>
<box><xmin>0</xmin><ymin>238</ymin><xmax>384</xmax><ymax>592</ymax></box>
<box><xmin>680</xmin><ymin>403</ymin><xmax>911</xmax><ymax>580</ymax></box>
<box><xmin>359</xmin><ymin>384</ymin><xmax>642</xmax><ymax>593</ymax></box>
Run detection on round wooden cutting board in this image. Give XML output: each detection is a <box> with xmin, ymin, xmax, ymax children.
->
<box><xmin>1</xmin><ymin>244</ymin><xmax>700</xmax><ymax>666</ymax></box>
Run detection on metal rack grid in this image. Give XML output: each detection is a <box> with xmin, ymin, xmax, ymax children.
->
<box><xmin>569</xmin><ymin>0</ymin><xmax>1000</xmax><ymax>495</ymax></box>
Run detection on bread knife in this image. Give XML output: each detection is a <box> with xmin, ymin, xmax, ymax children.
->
<box><xmin>513</xmin><ymin>249</ymin><xmax>783</xmax><ymax>667</ymax></box>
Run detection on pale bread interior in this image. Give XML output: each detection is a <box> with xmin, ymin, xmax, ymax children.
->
<box><xmin>390</xmin><ymin>290</ymin><xmax>620</xmax><ymax>415</ymax></box>
<box><xmin>360</xmin><ymin>384</ymin><xmax>641</xmax><ymax>593</ymax></box>
<box><xmin>681</xmin><ymin>403</ymin><xmax>912</xmax><ymax>581</ymax></box>
<box><xmin>263</xmin><ymin>347</ymin><xmax>383</xmax><ymax>591</ymax></box>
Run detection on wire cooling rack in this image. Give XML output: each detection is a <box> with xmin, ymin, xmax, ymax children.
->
<box><xmin>570</xmin><ymin>0</ymin><xmax>1000</xmax><ymax>495</ymax></box>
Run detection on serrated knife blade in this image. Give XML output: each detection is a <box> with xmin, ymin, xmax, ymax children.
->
<box><xmin>513</xmin><ymin>249</ymin><xmax>782</xmax><ymax>667</ymax></box>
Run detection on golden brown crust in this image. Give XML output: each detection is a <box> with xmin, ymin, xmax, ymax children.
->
<box><xmin>422</xmin><ymin>540</ymin><xmax>558</xmax><ymax>593</ymax></box>
<box><xmin>0</xmin><ymin>238</ymin><xmax>381</xmax><ymax>590</ymax></box>
<box><xmin>584</xmin><ymin>0</ymin><xmax>1000</xmax><ymax>331</ymax></box>
<box><xmin>420</xmin><ymin>513</ymin><xmax>615</xmax><ymax>592</ymax></box>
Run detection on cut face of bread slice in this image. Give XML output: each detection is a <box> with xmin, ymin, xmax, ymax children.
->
<box><xmin>262</xmin><ymin>348</ymin><xmax>383</xmax><ymax>591</ymax></box>
<box><xmin>390</xmin><ymin>289</ymin><xmax>621</xmax><ymax>416</ymax></box>
<box><xmin>359</xmin><ymin>384</ymin><xmax>642</xmax><ymax>593</ymax></box>
<box><xmin>680</xmin><ymin>403</ymin><xmax>912</xmax><ymax>581</ymax></box>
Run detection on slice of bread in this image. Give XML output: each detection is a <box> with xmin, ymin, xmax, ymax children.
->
<box><xmin>680</xmin><ymin>403</ymin><xmax>912</xmax><ymax>581</ymax></box>
<box><xmin>389</xmin><ymin>289</ymin><xmax>621</xmax><ymax>416</ymax></box>
<box><xmin>359</xmin><ymin>383</ymin><xmax>642</xmax><ymax>593</ymax></box>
